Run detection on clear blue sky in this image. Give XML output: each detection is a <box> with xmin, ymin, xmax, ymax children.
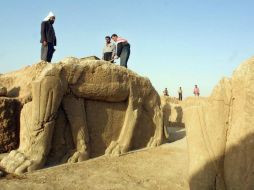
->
<box><xmin>0</xmin><ymin>0</ymin><xmax>254</xmax><ymax>97</ymax></box>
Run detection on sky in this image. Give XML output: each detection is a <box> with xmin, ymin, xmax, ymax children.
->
<box><xmin>0</xmin><ymin>0</ymin><xmax>254</xmax><ymax>97</ymax></box>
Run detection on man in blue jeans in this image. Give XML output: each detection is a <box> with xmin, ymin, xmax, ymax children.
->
<box><xmin>40</xmin><ymin>12</ymin><xmax>57</xmax><ymax>62</ymax></box>
<box><xmin>111</xmin><ymin>34</ymin><xmax>130</xmax><ymax>68</ymax></box>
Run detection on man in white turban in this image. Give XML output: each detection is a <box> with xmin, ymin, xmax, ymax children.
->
<box><xmin>40</xmin><ymin>12</ymin><xmax>57</xmax><ymax>62</ymax></box>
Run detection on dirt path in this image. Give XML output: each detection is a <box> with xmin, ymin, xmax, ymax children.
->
<box><xmin>0</xmin><ymin>130</ymin><xmax>189</xmax><ymax>190</ymax></box>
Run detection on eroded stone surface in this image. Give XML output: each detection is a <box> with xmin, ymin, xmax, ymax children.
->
<box><xmin>161</xmin><ymin>96</ymin><xmax>184</xmax><ymax>129</ymax></box>
<box><xmin>183</xmin><ymin>57</ymin><xmax>254</xmax><ymax>190</ymax></box>
<box><xmin>0</xmin><ymin>57</ymin><xmax>164</xmax><ymax>174</ymax></box>
<box><xmin>0</xmin><ymin>86</ymin><xmax>7</xmax><ymax>97</ymax></box>
<box><xmin>0</xmin><ymin>97</ymin><xmax>21</xmax><ymax>153</ymax></box>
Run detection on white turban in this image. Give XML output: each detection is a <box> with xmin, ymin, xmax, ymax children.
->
<box><xmin>43</xmin><ymin>11</ymin><xmax>55</xmax><ymax>21</ymax></box>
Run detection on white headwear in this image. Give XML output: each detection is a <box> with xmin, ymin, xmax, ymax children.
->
<box><xmin>43</xmin><ymin>11</ymin><xmax>55</xmax><ymax>21</ymax></box>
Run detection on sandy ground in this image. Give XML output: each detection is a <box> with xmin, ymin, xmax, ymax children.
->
<box><xmin>0</xmin><ymin>127</ymin><xmax>189</xmax><ymax>190</ymax></box>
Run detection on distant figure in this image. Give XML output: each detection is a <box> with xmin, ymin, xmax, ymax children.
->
<box><xmin>163</xmin><ymin>88</ymin><xmax>169</xmax><ymax>96</ymax></box>
<box><xmin>102</xmin><ymin>36</ymin><xmax>116</xmax><ymax>63</ymax></box>
<box><xmin>40</xmin><ymin>12</ymin><xmax>57</xmax><ymax>63</ymax></box>
<box><xmin>111</xmin><ymin>34</ymin><xmax>130</xmax><ymax>68</ymax></box>
<box><xmin>193</xmin><ymin>85</ymin><xmax>200</xmax><ymax>96</ymax></box>
<box><xmin>178</xmin><ymin>87</ymin><xmax>183</xmax><ymax>101</ymax></box>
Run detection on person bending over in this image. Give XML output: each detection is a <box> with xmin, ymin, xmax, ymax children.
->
<box><xmin>111</xmin><ymin>34</ymin><xmax>130</xmax><ymax>68</ymax></box>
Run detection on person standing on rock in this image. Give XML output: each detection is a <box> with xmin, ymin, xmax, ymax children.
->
<box><xmin>40</xmin><ymin>12</ymin><xmax>57</xmax><ymax>63</ymax></box>
<box><xmin>193</xmin><ymin>85</ymin><xmax>200</xmax><ymax>96</ymax></box>
<box><xmin>102</xmin><ymin>36</ymin><xmax>116</xmax><ymax>63</ymax></box>
<box><xmin>111</xmin><ymin>34</ymin><xmax>130</xmax><ymax>68</ymax></box>
<box><xmin>178</xmin><ymin>87</ymin><xmax>183</xmax><ymax>101</ymax></box>
<box><xmin>163</xmin><ymin>88</ymin><xmax>169</xmax><ymax>96</ymax></box>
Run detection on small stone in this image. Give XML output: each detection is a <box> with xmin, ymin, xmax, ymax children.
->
<box><xmin>0</xmin><ymin>86</ymin><xmax>7</xmax><ymax>97</ymax></box>
<box><xmin>0</xmin><ymin>170</ymin><xmax>4</xmax><ymax>177</ymax></box>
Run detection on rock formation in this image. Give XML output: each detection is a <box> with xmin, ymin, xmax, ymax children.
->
<box><xmin>183</xmin><ymin>57</ymin><xmax>254</xmax><ymax>190</ymax></box>
<box><xmin>161</xmin><ymin>96</ymin><xmax>184</xmax><ymax>130</ymax></box>
<box><xmin>0</xmin><ymin>86</ymin><xmax>7</xmax><ymax>97</ymax></box>
<box><xmin>0</xmin><ymin>57</ymin><xmax>164</xmax><ymax>174</ymax></box>
<box><xmin>0</xmin><ymin>98</ymin><xmax>21</xmax><ymax>153</ymax></box>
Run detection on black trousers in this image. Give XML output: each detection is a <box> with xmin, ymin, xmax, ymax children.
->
<box><xmin>103</xmin><ymin>52</ymin><xmax>113</xmax><ymax>62</ymax></box>
<box><xmin>179</xmin><ymin>93</ymin><xmax>182</xmax><ymax>101</ymax></box>
<box><xmin>41</xmin><ymin>43</ymin><xmax>55</xmax><ymax>62</ymax></box>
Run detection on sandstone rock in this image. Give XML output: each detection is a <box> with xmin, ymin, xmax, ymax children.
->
<box><xmin>183</xmin><ymin>96</ymin><xmax>229</xmax><ymax>190</ymax></box>
<box><xmin>0</xmin><ymin>57</ymin><xmax>164</xmax><ymax>174</ymax></box>
<box><xmin>0</xmin><ymin>86</ymin><xmax>7</xmax><ymax>97</ymax></box>
<box><xmin>161</xmin><ymin>96</ymin><xmax>185</xmax><ymax>143</ymax></box>
<box><xmin>183</xmin><ymin>57</ymin><xmax>254</xmax><ymax>190</ymax></box>
<box><xmin>161</xmin><ymin>96</ymin><xmax>184</xmax><ymax>129</ymax></box>
<box><xmin>0</xmin><ymin>97</ymin><xmax>21</xmax><ymax>153</ymax></box>
<box><xmin>0</xmin><ymin>65</ymin><xmax>43</xmax><ymax>155</ymax></box>
<box><xmin>0</xmin><ymin>61</ymin><xmax>48</xmax><ymax>98</ymax></box>
<box><xmin>224</xmin><ymin>57</ymin><xmax>254</xmax><ymax>190</ymax></box>
<box><xmin>0</xmin><ymin>170</ymin><xmax>4</xmax><ymax>177</ymax></box>
<box><xmin>80</xmin><ymin>55</ymin><xmax>100</xmax><ymax>61</ymax></box>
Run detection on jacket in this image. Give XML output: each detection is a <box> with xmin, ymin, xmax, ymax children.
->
<box><xmin>40</xmin><ymin>21</ymin><xmax>57</xmax><ymax>46</ymax></box>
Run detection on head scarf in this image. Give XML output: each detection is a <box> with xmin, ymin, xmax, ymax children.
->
<box><xmin>43</xmin><ymin>11</ymin><xmax>55</xmax><ymax>21</ymax></box>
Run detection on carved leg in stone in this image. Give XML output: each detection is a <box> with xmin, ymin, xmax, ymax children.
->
<box><xmin>143</xmin><ymin>91</ymin><xmax>164</xmax><ymax>147</ymax></box>
<box><xmin>0</xmin><ymin>76</ymin><xmax>65</xmax><ymax>174</ymax></box>
<box><xmin>105</xmin><ymin>89</ymin><xmax>142</xmax><ymax>156</ymax></box>
<box><xmin>62</xmin><ymin>95</ymin><xmax>90</xmax><ymax>163</ymax></box>
<box><xmin>147</xmin><ymin>105</ymin><xmax>164</xmax><ymax>147</ymax></box>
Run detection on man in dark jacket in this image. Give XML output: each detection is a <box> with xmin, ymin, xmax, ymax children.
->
<box><xmin>111</xmin><ymin>34</ymin><xmax>130</xmax><ymax>68</ymax></box>
<box><xmin>40</xmin><ymin>12</ymin><xmax>57</xmax><ymax>62</ymax></box>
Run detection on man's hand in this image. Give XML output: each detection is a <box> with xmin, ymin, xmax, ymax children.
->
<box><xmin>43</xmin><ymin>41</ymin><xmax>47</xmax><ymax>46</ymax></box>
<box><xmin>114</xmin><ymin>55</ymin><xmax>119</xmax><ymax>59</ymax></box>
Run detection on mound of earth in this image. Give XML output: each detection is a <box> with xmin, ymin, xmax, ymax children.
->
<box><xmin>0</xmin><ymin>134</ymin><xmax>188</xmax><ymax>190</ymax></box>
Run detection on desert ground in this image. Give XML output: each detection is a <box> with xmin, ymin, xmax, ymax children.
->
<box><xmin>0</xmin><ymin>127</ymin><xmax>188</xmax><ymax>190</ymax></box>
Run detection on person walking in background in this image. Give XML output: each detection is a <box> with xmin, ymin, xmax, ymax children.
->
<box><xmin>178</xmin><ymin>87</ymin><xmax>183</xmax><ymax>101</ymax></box>
<box><xmin>102</xmin><ymin>36</ymin><xmax>116</xmax><ymax>62</ymax></box>
<box><xmin>163</xmin><ymin>88</ymin><xmax>169</xmax><ymax>96</ymax></box>
<box><xmin>111</xmin><ymin>34</ymin><xmax>130</xmax><ymax>68</ymax></box>
<box><xmin>40</xmin><ymin>12</ymin><xmax>57</xmax><ymax>62</ymax></box>
<box><xmin>193</xmin><ymin>85</ymin><xmax>200</xmax><ymax>96</ymax></box>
